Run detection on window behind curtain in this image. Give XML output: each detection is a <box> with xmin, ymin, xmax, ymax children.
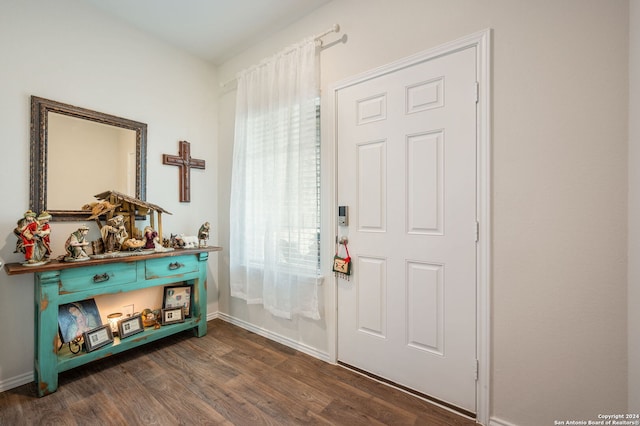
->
<box><xmin>241</xmin><ymin>102</ymin><xmax>320</xmax><ymax>271</ymax></box>
<box><xmin>229</xmin><ymin>38</ymin><xmax>323</xmax><ymax>320</ymax></box>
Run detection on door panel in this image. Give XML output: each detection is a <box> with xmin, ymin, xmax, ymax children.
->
<box><xmin>357</xmin><ymin>141</ymin><xmax>386</xmax><ymax>231</ymax></box>
<box><xmin>336</xmin><ymin>46</ymin><xmax>477</xmax><ymax>412</ymax></box>
<box><xmin>406</xmin><ymin>130</ymin><xmax>444</xmax><ymax>235</ymax></box>
<box><xmin>406</xmin><ymin>260</ymin><xmax>444</xmax><ymax>355</ymax></box>
<box><xmin>356</xmin><ymin>255</ymin><xmax>387</xmax><ymax>337</ymax></box>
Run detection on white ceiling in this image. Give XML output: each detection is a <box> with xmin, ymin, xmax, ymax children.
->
<box><xmin>82</xmin><ymin>0</ymin><xmax>332</xmax><ymax>64</ymax></box>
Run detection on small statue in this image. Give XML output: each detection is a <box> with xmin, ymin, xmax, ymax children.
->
<box><xmin>17</xmin><ymin>210</ymin><xmax>49</xmax><ymax>265</ymax></box>
<box><xmin>82</xmin><ymin>200</ymin><xmax>120</xmax><ymax>218</ymax></box>
<box><xmin>121</xmin><ymin>238</ymin><xmax>145</xmax><ymax>250</ymax></box>
<box><xmin>198</xmin><ymin>222</ymin><xmax>210</xmax><ymax>248</ymax></box>
<box><xmin>13</xmin><ymin>214</ymin><xmax>29</xmax><ymax>254</ymax></box>
<box><xmin>64</xmin><ymin>225</ymin><xmax>90</xmax><ymax>261</ymax></box>
<box><xmin>170</xmin><ymin>234</ymin><xmax>185</xmax><ymax>249</ymax></box>
<box><xmin>36</xmin><ymin>211</ymin><xmax>52</xmax><ymax>260</ymax></box>
<box><xmin>181</xmin><ymin>235</ymin><xmax>198</xmax><ymax>248</ymax></box>
<box><xmin>162</xmin><ymin>237</ymin><xmax>171</xmax><ymax>248</ymax></box>
<box><xmin>143</xmin><ymin>226</ymin><xmax>159</xmax><ymax>250</ymax></box>
<box><xmin>100</xmin><ymin>215</ymin><xmax>128</xmax><ymax>253</ymax></box>
<box><xmin>141</xmin><ymin>308</ymin><xmax>161</xmax><ymax>328</ymax></box>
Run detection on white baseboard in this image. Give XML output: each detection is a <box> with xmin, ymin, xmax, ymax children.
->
<box><xmin>489</xmin><ymin>417</ymin><xmax>519</xmax><ymax>426</ymax></box>
<box><xmin>215</xmin><ymin>312</ymin><xmax>331</xmax><ymax>363</ymax></box>
<box><xmin>0</xmin><ymin>371</ymin><xmax>32</xmax><ymax>393</ymax></box>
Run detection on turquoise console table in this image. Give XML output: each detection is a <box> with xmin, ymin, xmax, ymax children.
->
<box><xmin>5</xmin><ymin>247</ymin><xmax>221</xmax><ymax>396</ymax></box>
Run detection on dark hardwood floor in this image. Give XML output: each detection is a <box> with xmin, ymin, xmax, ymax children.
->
<box><xmin>0</xmin><ymin>319</ymin><xmax>477</xmax><ymax>425</ymax></box>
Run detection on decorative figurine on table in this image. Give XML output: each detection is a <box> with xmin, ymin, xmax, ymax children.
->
<box><xmin>169</xmin><ymin>234</ymin><xmax>185</xmax><ymax>249</ymax></box>
<box><xmin>64</xmin><ymin>225</ymin><xmax>90</xmax><ymax>261</ymax></box>
<box><xmin>198</xmin><ymin>222</ymin><xmax>210</xmax><ymax>248</ymax></box>
<box><xmin>170</xmin><ymin>234</ymin><xmax>198</xmax><ymax>248</ymax></box>
<box><xmin>100</xmin><ymin>215</ymin><xmax>128</xmax><ymax>253</ymax></box>
<box><xmin>13</xmin><ymin>211</ymin><xmax>31</xmax><ymax>254</ymax></box>
<box><xmin>16</xmin><ymin>210</ymin><xmax>49</xmax><ymax>265</ymax></box>
<box><xmin>36</xmin><ymin>211</ymin><xmax>52</xmax><ymax>260</ymax></box>
<box><xmin>121</xmin><ymin>238</ymin><xmax>145</xmax><ymax>250</ymax></box>
<box><xmin>141</xmin><ymin>308</ymin><xmax>161</xmax><ymax>328</ymax></box>
<box><xmin>143</xmin><ymin>226</ymin><xmax>159</xmax><ymax>250</ymax></box>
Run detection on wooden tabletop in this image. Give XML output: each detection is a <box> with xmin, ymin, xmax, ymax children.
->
<box><xmin>4</xmin><ymin>246</ymin><xmax>222</xmax><ymax>276</ymax></box>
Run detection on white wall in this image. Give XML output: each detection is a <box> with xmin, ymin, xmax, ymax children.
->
<box><xmin>629</xmin><ymin>0</ymin><xmax>640</xmax><ymax>413</ymax></box>
<box><xmin>217</xmin><ymin>1</ymin><xmax>629</xmax><ymax>425</ymax></box>
<box><xmin>0</xmin><ymin>0</ymin><xmax>219</xmax><ymax>387</ymax></box>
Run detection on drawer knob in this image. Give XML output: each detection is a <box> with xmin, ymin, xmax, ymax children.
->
<box><xmin>168</xmin><ymin>262</ymin><xmax>184</xmax><ymax>270</ymax></box>
<box><xmin>93</xmin><ymin>273</ymin><xmax>110</xmax><ymax>283</ymax></box>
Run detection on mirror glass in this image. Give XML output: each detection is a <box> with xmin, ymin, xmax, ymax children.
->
<box><xmin>30</xmin><ymin>96</ymin><xmax>147</xmax><ymax>221</ymax></box>
<box><xmin>47</xmin><ymin>113</ymin><xmax>137</xmax><ymax>209</ymax></box>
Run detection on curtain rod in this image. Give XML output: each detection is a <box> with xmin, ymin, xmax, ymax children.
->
<box><xmin>219</xmin><ymin>24</ymin><xmax>341</xmax><ymax>92</ymax></box>
<box><xmin>314</xmin><ymin>23</ymin><xmax>340</xmax><ymax>45</ymax></box>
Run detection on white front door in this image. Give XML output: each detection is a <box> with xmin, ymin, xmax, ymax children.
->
<box><xmin>336</xmin><ymin>45</ymin><xmax>478</xmax><ymax>412</ymax></box>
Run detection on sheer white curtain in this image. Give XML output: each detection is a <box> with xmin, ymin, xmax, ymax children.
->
<box><xmin>230</xmin><ymin>37</ymin><xmax>323</xmax><ymax>320</ymax></box>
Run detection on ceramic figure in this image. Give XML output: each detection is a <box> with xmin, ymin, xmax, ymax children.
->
<box><xmin>181</xmin><ymin>235</ymin><xmax>198</xmax><ymax>248</ymax></box>
<box><xmin>143</xmin><ymin>226</ymin><xmax>159</xmax><ymax>249</ymax></box>
<box><xmin>64</xmin><ymin>225</ymin><xmax>90</xmax><ymax>261</ymax></box>
<box><xmin>13</xmin><ymin>212</ymin><xmax>30</xmax><ymax>255</ymax></box>
<box><xmin>37</xmin><ymin>211</ymin><xmax>52</xmax><ymax>260</ymax></box>
<box><xmin>100</xmin><ymin>215</ymin><xmax>128</xmax><ymax>252</ymax></box>
<box><xmin>17</xmin><ymin>210</ymin><xmax>49</xmax><ymax>264</ymax></box>
<box><xmin>198</xmin><ymin>222</ymin><xmax>210</xmax><ymax>248</ymax></box>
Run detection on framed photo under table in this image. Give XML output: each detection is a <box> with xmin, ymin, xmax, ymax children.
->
<box><xmin>118</xmin><ymin>315</ymin><xmax>144</xmax><ymax>339</ymax></box>
<box><xmin>83</xmin><ymin>325</ymin><xmax>114</xmax><ymax>352</ymax></box>
<box><xmin>161</xmin><ymin>307</ymin><xmax>185</xmax><ymax>325</ymax></box>
<box><xmin>58</xmin><ymin>298</ymin><xmax>102</xmax><ymax>344</ymax></box>
<box><xmin>163</xmin><ymin>284</ymin><xmax>193</xmax><ymax>317</ymax></box>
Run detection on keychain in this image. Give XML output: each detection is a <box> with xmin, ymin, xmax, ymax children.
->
<box><xmin>333</xmin><ymin>240</ymin><xmax>352</xmax><ymax>280</ymax></box>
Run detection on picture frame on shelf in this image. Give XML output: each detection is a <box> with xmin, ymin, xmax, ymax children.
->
<box><xmin>118</xmin><ymin>315</ymin><xmax>144</xmax><ymax>339</ymax></box>
<box><xmin>83</xmin><ymin>325</ymin><xmax>113</xmax><ymax>352</ymax></box>
<box><xmin>161</xmin><ymin>307</ymin><xmax>184</xmax><ymax>325</ymax></box>
<box><xmin>163</xmin><ymin>284</ymin><xmax>192</xmax><ymax>317</ymax></box>
<box><xmin>58</xmin><ymin>298</ymin><xmax>102</xmax><ymax>344</ymax></box>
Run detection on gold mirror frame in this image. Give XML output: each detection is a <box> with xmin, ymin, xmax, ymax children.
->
<box><xmin>30</xmin><ymin>96</ymin><xmax>147</xmax><ymax>221</ymax></box>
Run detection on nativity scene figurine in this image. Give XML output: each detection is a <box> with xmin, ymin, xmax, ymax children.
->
<box><xmin>14</xmin><ymin>210</ymin><xmax>52</xmax><ymax>265</ymax></box>
<box><xmin>64</xmin><ymin>225</ymin><xmax>90</xmax><ymax>261</ymax></box>
<box><xmin>100</xmin><ymin>214</ymin><xmax>128</xmax><ymax>253</ymax></box>
<box><xmin>82</xmin><ymin>190</ymin><xmax>172</xmax><ymax>257</ymax></box>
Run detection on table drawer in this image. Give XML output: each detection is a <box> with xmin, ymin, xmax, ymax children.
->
<box><xmin>60</xmin><ymin>263</ymin><xmax>138</xmax><ymax>293</ymax></box>
<box><xmin>145</xmin><ymin>256</ymin><xmax>198</xmax><ymax>279</ymax></box>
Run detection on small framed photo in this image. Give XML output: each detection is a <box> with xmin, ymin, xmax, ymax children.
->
<box><xmin>163</xmin><ymin>285</ymin><xmax>193</xmax><ymax>318</ymax></box>
<box><xmin>58</xmin><ymin>299</ymin><xmax>102</xmax><ymax>344</ymax></box>
<box><xmin>83</xmin><ymin>325</ymin><xmax>113</xmax><ymax>352</ymax></box>
<box><xmin>118</xmin><ymin>315</ymin><xmax>144</xmax><ymax>339</ymax></box>
<box><xmin>161</xmin><ymin>307</ymin><xmax>184</xmax><ymax>325</ymax></box>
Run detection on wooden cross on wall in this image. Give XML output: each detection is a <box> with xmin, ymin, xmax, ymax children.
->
<box><xmin>162</xmin><ymin>140</ymin><xmax>205</xmax><ymax>202</ymax></box>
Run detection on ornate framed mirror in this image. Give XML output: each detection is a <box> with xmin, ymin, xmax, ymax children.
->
<box><xmin>30</xmin><ymin>96</ymin><xmax>147</xmax><ymax>221</ymax></box>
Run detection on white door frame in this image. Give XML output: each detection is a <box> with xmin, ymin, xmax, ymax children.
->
<box><xmin>324</xmin><ymin>28</ymin><xmax>491</xmax><ymax>424</ymax></box>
